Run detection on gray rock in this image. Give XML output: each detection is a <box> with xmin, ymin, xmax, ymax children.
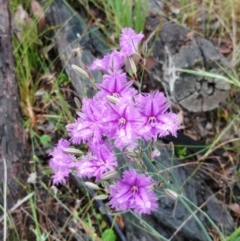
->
<box><xmin>45</xmin><ymin>0</ymin><xmax>109</xmax><ymax>99</ymax></box>
<box><xmin>147</xmin><ymin>6</ymin><xmax>230</xmax><ymax>112</ymax></box>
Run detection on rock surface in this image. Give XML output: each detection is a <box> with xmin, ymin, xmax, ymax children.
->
<box><xmin>46</xmin><ymin>0</ymin><xmax>109</xmax><ymax>99</ymax></box>
<box><xmin>146</xmin><ymin>19</ymin><xmax>230</xmax><ymax>112</ymax></box>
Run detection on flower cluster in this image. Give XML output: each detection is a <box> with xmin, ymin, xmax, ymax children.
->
<box><xmin>49</xmin><ymin>28</ymin><xmax>180</xmax><ymax>214</ymax></box>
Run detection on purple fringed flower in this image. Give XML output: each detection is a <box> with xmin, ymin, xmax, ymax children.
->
<box><xmin>66</xmin><ymin>117</ymin><xmax>93</xmax><ymax>144</ymax></box>
<box><xmin>66</xmin><ymin>97</ymin><xmax>107</xmax><ymax>144</ymax></box>
<box><xmin>104</xmin><ymin>101</ymin><xmax>142</xmax><ymax>150</ymax></box>
<box><xmin>120</xmin><ymin>28</ymin><xmax>144</xmax><ymax>57</ymax></box>
<box><xmin>49</xmin><ymin>139</ymin><xmax>75</xmax><ymax>184</ymax></box>
<box><xmin>75</xmin><ymin>143</ymin><xmax>117</xmax><ymax>181</ymax></box>
<box><xmin>109</xmin><ymin>170</ymin><xmax>158</xmax><ymax>214</ymax></box>
<box><xmin>90</xmin><ymin>50</ymin><xmax>124</xmax><ymax>73</ymax></box>
<box><xmin>95</xmin><ymin>71</ymin><xmax>136</xmax><ymax>100</ymax></box>
<box><xmin>136</xmin><ymin>92</ymin><xmax>179</xmax><ymax>141</ymax></box>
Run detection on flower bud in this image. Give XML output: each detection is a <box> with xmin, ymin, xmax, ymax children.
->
<box><xmin>100</xmin><ymin>171</ymin><xmax>117</xmax><ymax>181</ymax></box>
<box><xmin>62</xmin><ymin>147</ymin><xmax>83</xmax><ymax>155</ymax></box>
<box><xmin>151</xmin><ymin>148</ymin><xmax>161</xmax><ymax>159</ymax></box>
<box><xmin>141</xmin><ymin>41</ymin><xmax>149</xmax><ymax>56</ymax></box>
<box><xmin>125</xmin><ymin>57</ymin><xmax>137</xmax><ymax>77</ymax></box>
<box><xmin>99</xmin><ymin>206</ymin><xmax>112</xmax><ymax>215</ymax></box>
<box><xmin>71</xmin><ymin>64</ymin><xmax>89</xmax><ymax>79</ymax></box>
<box><xmin>125</xmin><ymin>147</ymin><xmax>142</xmax><ymax>161</ymax></box>
<box><xmin>164</xmin><ymin>189</ymin><xmax>178</xmax><ymax>200</ymax></box>
<box><xmin>85</xmin><ymin>182</ymin><xmax>101</xmax><ymax>190</ymax></box>
<box><xmin>74</xmin><ymin>97</ymin><xmax>81</xmax><ymax>109</ymax></box>
<box><xmin>101</xmin><ymin>181</ymin><xmax>110</xmax><ymax>192</ymax></box>
<box><xmin>94</xmin><ymin>194</ymin><xmax>109</xmax><ymax>200</ymax></box>
<box><xmin>106</xmin><ymin>95</ymin><xmax>119</xmax><ymax>104</ymax></box>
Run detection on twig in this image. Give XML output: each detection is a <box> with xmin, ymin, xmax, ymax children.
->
<box><xmin>20</xmin><ymin>207</ymin><xmax>61</xmax><ymax>241</ymax></box>
<box><xmin>0</xmin><ymin>192</ymin><xmax>34</xmax><ymax>223</ymax></box>
<box><xmin>169</xmin><ymin>189</ymin><xmax>223</xmax><ymax>241</ymax></box>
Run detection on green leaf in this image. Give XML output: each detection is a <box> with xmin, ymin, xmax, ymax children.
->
<box><xmin>39</xmin><ymin>134</ymin><xmax>51</xmax><ymax>146</ymax></box>
<box><xmin>102</xmin><ymin>229</ymin><xmax>117</xmax><ymax>241</ymax></box>
<box><xmin>175</xmin><ymin>146</ymin><xmax>187</xmax><ymax>158</ymax></box>
<box><xmin>226</xmin><ymin>227</ymin><xmax>240</xmax><ymax>241</ymax></box>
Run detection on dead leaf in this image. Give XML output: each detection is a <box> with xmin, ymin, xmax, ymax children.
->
<box><xmin>213</xmin><ymin>37</ymin><xmax>233</xmax><ymax>56</ymax></box>
<box><xmin>31</xmin><ymin>0</ymin><xmax>46</xmax><ymax>30</ymax></box>
<box><xmin>144</xmin><ymin>56</ymin><xmax>155</xmax><ymax>72</ymax></box>
<box><xmin>132</xmin><ymin>53</ymin><xmax>141</xmax><ymax>66</ymax></box>
<box><xmin>13</xmin><ymin>4</ymin><xmax>33</xmax><ymax>41</ymax></box>
<box><xmin>186</xmin><ymin>31</ymin><xmax>194</xmax><ymax>40</ymax></box>
<box><xmin>116</xmin><ymin>215</ymin><xmax>125</xmax><ymax>229</ymax></box>
<box><xmin>13</xmin><ymin>4</ymin><xmax>42</xmax><ymax>45</ymax></box>
<box><xmin>229</xmin><ymin>203</ymin><xmax>240</xmax><ymax>216</ymax></box>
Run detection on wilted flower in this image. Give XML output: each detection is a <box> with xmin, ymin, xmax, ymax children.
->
<box><xmin>151</xmin><ymin>148</ymin><xmax>161</xmax><ymax>159</ymax></box>
<box><xmin>109</xmin><ymin>170</ymin><xmax>158</xmax><ymax>214</ymax></box>
<box><xmin>27</xmin><ymin>172</ymin><xmax>37</xmax><ymax>184</ymax></box>
<box><xmin>124</xmin><ymin>57</ymin><xmax>137</xmax><ymax>76</ymax></box>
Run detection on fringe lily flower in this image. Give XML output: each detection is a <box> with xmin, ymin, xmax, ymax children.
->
<box><xmin>136</xmin><ymin>92</ymin><xmax>179</xmax><ymax>141</ymax></box>
<box><xmin>90</xmin><ymin>50</ymin><xmax>124</xmax><ymax>73</ymax></box>
<box><xmin>66</xmin><ymin>97</ymin><xmax>107</xmax><ymax>144</ymax></box>
<box><xmin>120</xmin><ymin>28</ymin><xmax>144</xmax><ymax>57</ymax></box>
<box><xmin>109</xmin><ymin>170</ymin><xmax>158</xmax><ymax>214</ymax></box>
<box><xmin>105</xmin><ymin>101</ymin><xmax>142</xmax><ymax>150</ymax></box>
<box><xmin>75</xmin><ymin>143</ymin><xmax>117</xmax><ymax>181</ymax></box>
<box><xmin>95</xmin><ymin>71</ymin><xmax>136</xmax><ymax>100</ymax></box>
<box><xmin>49</xmin><ymin>139</ymin><xmax>75</xmax><ymax>184</ymax></box>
